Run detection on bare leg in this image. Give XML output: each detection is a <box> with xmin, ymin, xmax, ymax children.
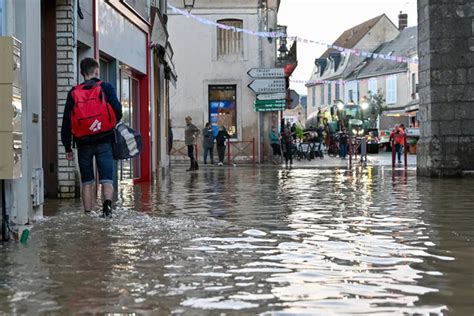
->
<box><xmin>82</xmin><ymin>184</ymin><xmax>94</xmax><ymax>211</ymax></box>
<box><xmin>102</xmin><ymin>183</ymin><xmax>114</xmax><ymax>201</ymax></box>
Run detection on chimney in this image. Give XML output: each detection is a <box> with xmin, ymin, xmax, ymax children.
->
<box><xmin>398</xmin><ymin>11</ymin><xmax>408</xmax><ymax>31</ymax></box>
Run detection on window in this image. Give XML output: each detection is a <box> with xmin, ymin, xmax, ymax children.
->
<box><xmin>335</xmin><ymin>82</ymin><xmax>340</xmax><ymax>100</ymax></box>
<box><xmin>411</xmin><ymin>73</ymin><xmax>417</xmax><ymax>96</ymax></box>
<box><xmin>348</xmin><ymin>90</ymin><xmax>354</xmax><ymax>103</ymax></box>
<box><xmin>327</xmin><ymin>83</ymin><xmax>332</xmax><ymax>105</ymax></box>
<box><xmin>123</xmin><ymin>0</ymin><xmax>151</xmax><ymax>21</ymax></box>
<box><xmin>0</xmin><ymin>0</ymin><xmax>5</xmax><ymax>36</ymax></box>
<box><xmin>209</xmin><ymin>85</ymin><xmax>237</xmax><ymax>138</ymax></box>
<box><xmin>312</xmin><ymin>87</ymin><xmax>316</xmax><ymax>107</ymax></box>
<box><xmin>320</xmin><ymin>85</ymin><xmax>325</xmax><ymax>105</ymax></box>
<box><xmin>386</xmin><ymin>75</ymin><xmax>397</xmax><ymax>104</ymax></box>
<box><xmin>217</xmin><ymin>19</ymin><xmax>243</xmax><ymax>58</ymax></box>
<box><xmin>368</xmin><ymin>78</ymin><xmax>377</xmax><ymax>96</ymax></box>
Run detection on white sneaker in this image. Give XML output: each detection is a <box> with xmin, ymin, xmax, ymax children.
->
<box><xmin>218</xmin><ymin>162</ymin><xmax>223</xmax><ymax>166</ymax></box>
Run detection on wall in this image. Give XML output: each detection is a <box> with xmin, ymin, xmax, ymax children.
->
<box><xmin>168</xmin><ymin>2</ymin><xmax>266</xmax><ymax>160</ymax></box>
<box><xmin>417</xmin><ymin>0</ymin><xmax>474</xmax><ymax>176</ymax></box>
<box><xmin>98</xmin><ymin>0</ymin><xmax>147</xmax><ymax>74</ymax></box>
<box><xmin>56</xmin><ymin>0</ymin><xmax>76</xmax><ymax>198</ymax></box>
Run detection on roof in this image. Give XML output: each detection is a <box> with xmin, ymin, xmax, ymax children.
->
<box><xmin>320</xmin><ymin>14</ymin><xmax>386</xmax><ymax>59</ymax></box>
<box><xmin>350</xmin><ymin>26</ymin><xmax>417</xmax><ymax>79</ymax></box>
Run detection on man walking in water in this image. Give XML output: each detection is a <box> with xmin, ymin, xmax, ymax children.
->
<box><xmin>61</xmin><ymin>58</ymin><xmax>122</xmax><ymax>217</ymax></box>
<box><xmin>185</xmin><ymin>116</ymin><xmax>200</xmax><ymax>171</ymax></box>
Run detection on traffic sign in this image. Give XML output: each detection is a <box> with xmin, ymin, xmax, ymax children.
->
<box><xmin>256</xmin><ymin>92</ymin><xmax>287</xmax><ymax>101</ymax></box>
<box><xmin>288</xmin><ymin>89</ymin><xmax>300</xmax><ymax>109</ymax></box>
<box><xmin>254</xmin><ymin>99</ymin><xmax>286</xmax><ymax>112</ymax></box>
<box><xmin>247</xmin><ymin>68</ymin><xmax>285</xmax><ymax>78</ymax></box>
<box><xmin>248</xmin><ymin>78</ymin><xmax>286</xmax><ymax>94</ymax></box>
<box><xmin>255</xmin><ymin>99</ymin><xmax>285</xmax><ymax>105</ymax></box>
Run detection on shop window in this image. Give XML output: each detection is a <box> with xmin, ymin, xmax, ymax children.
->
<box><xmin>99</xmin><ymin>59</ymin><xmax>109</xmax><ymax>82</ymax></box>
<box><xmin>209</xmin><ymin>85</ymin><xmax>237</xmax><ymax>138</ymax></box>
<box><xmin>368</xmin><ymin>78</ymin><xmax>377</xmax><ymax>96</ymax></box>
<box><xmin>217</xmin><ymin>19</ymin><xmax>243</xmax><ymax>58</ymax></box>
<box><xmin>386</xmin><ymin>75</ymin><xmax>397</xmax><ymax>104</ymax></box>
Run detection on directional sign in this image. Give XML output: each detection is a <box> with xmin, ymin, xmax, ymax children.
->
<box><xmin>256</xmin><ymin>92</ymin><xmax>287</xmax><ymax>101</ymax></box>
<box><xmin>254</xmin><ymin>99</ymin><xmax>286</xmax><ymax>112</ymax></box>
<box><xmin>247</xmin><ymin>68</ymin><xmax>285</xmax><ymax>78</ymax></box>
<box><xmin>248</xmin><ymin>78</ymin><xmax>286</xmax><ymax>94</ymax></box>
<box><xmin>255</xmin><ymin>99</ymin><xmax>285</xmax><ymax>105</ymax></box>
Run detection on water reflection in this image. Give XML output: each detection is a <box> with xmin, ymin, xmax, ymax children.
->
<box><xmin>0</xmin><ymin>166</ymin><xmax>473</xmax><ymax>314</ymax></box>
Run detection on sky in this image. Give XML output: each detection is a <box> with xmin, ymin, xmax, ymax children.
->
<box><xmin>278</xmin><ymin>0</ymin><xmax>418</xmax><ymax>96</ymax></box>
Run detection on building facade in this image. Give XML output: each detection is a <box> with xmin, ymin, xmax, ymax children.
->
<box><xmin>306</xmin><ymin>14</ymin><xmax>400</xmax><ymax>119</ymax></box>
<box><xmin>167</xmin><ymin>0</ymin><xmax>284</xmax><ymax>162</ymax></box>
<box><xmin>39</xmin><ymin>0</ymin><xmax>175</xmax><ymax>199</ymax></box>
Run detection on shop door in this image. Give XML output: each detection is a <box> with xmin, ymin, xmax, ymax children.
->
<box><xmin>119</xmin><ymin>72</ymin><xmax>141</xmax><ymax>180</ymax></box>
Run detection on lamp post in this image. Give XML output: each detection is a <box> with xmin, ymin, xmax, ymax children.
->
<box><xmin>183</xmin><ymin>0</ymin><xmax>195</xmax><ymax>12</ymax></box>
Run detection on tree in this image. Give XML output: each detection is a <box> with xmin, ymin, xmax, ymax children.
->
<box><xmin>366</xmin><ymin>91</ymin><xmax>387</xmax><ymax>129</ymax></box>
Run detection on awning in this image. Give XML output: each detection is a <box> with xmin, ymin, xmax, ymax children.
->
<box><xmin>405</xmin><ymin>99</ymin><xmax>419</xmax><ymax>112</ymax></box>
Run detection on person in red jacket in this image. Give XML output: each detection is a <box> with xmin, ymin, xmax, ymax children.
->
<box><xmin>390</xmin><ymin>124</ymin><xmax>405</xmax><ymax>163</ymax></box>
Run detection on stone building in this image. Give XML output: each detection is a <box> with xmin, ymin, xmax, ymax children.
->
<box><xmin>167</xmin><ymin>0</ymin><xmax>293</xmax><ymax>163</ymax></box>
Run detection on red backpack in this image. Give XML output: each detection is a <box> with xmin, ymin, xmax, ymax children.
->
<box><xmin>70</xmin><ymin>81</ymin><xmax>117</xmax><ymax>138</ymax></box>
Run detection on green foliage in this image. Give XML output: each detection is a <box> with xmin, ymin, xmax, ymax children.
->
<box><xmin>366</xmin><ymin>91</ymin><xmax>387</xmax><ymax>128</ymax></box>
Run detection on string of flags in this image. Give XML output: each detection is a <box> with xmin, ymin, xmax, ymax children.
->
<box><xmin>292</xmin><ymin>75</ymin><xmax>402</xmax><ymax>86</ymax></box>
<box><xmin>168</xmin><ymin>4</ymin><xmax>419</xmax><ymax>65</ymax></box>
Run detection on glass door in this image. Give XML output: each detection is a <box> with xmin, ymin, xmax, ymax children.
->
<box><xmin>119</xmin><ymin>70</ymin><xmax>141</xmax><ymax>180</ymax></box>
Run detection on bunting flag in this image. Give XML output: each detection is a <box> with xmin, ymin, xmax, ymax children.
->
<box><xmin>168</xmin><ymin>4</ymin><xmax>418</xmax><ymax>65</ymax></box>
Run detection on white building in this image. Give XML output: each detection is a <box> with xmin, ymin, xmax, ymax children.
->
<box><xmin>168</xmin><ymin>0</ymin><xmax>282</xmax><ymax>162</ymax></box>
<box><xmin>306</xmin><ymin>14</ymin><xmax>400</xmax><ymax>118</ymax></box>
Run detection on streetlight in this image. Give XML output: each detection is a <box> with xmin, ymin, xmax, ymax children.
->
<box><xmin>183</xmin><ymin>0</ymin><xmax>195</xmax><ymax>12</ymax></box>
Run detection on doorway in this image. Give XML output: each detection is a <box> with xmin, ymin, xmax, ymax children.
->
<box><xmin>41</xmin><ymin>0</ymin><xmax>58</xmax><ymax>198</ymax></box>
<box><xmin>119</xmin><ymin>69</ymin><xmax>141</xmax><ymax>180</ymax></box>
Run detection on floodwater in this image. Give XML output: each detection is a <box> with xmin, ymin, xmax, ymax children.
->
<box><xmin>1</xmin><ymin>166</ymin><xmax>473</xmax><ymax>315</ymax></box>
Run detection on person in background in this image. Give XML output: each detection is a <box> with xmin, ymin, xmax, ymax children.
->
<box><xmin>390</xmin><ymin>124</ymin><xmax>405</xmax><ymax>163</ymax></box>
<box><xmin>281</xmin><ymin>123</ymin><xmax>294</xmax><ymax>167</ymax></box>
<box><xmin>184</xmin><ymin>116</ymin><xmax>200</xmax><ymax>171</ymax></box>
<box><xmin>168</xmin><ymin>119</ymin><xmax>173</xmax><ymax>155</ymax></box>
<box><xmin>269</xmin><ymin>126</ymin><xmax>281</xmax><ymax>164</ymax></box>
<box><xmin>291</xmin><ymin>123</ymin><xmax>297</xmax><ymax>140</ymax></box>
<box><xmin>339</xmin><ymin>127</ymin><xmax>349</xmax><ymax>160</ymax></box>
<box><xmin>216</xmin><ymin>126</ymin><xmax>230</xmax><ymax>166</ymax></box>
<box><xmin>202</xmin><ymin>122</ymin><xmax>215</xmax><ymax>165</ymax></box>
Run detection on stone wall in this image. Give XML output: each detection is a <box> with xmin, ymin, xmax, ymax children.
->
<box><xmin>417</xmin><ymin>0</ymin><xmax>474</xmax><ymax>177</ymax></box>
<box><xmin>56</xmin><ymin>0</ymin><xmax>76</xmax><ymax>197</ymax></box>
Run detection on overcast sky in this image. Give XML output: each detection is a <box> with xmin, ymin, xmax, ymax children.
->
<box><xmin>278</xmin><ymin>0</ymin><xmax>418</xmax><ymax>96</ymax></box>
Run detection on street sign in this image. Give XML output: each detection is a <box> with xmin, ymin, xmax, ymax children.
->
<box><xmin>255</xmin><ymin>99</ymin><xmax>285</xmax><ymax>105</ymax></box>
<box><xmin>248</xmin><ymin>78</ymin><xmax>286</xmax><ymax>94</ymax></box>
<box><xmin>254</xmin><ymin>99</ymin><xmax>286</xmax><ymax>112</ymax></box>
<box><xmin>256</xmin><ymin>92</ymin><xmax>287</xmax><ymax>101</ymax></box>
<box><xmin>247</xmin><ymin>68</ymin><xmax>285</xmax><ymax>78</ymax></box>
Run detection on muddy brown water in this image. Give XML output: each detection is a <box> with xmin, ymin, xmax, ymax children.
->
<box><xmin>1</xmin><ymin>166</ymin><xmax>473</xmax><ymax>315</ymax></box>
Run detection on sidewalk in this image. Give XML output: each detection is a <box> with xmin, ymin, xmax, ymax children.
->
<box><xmin>287</xmin><ymin>151</ymin><xmax>417</xmax><ymax>168</ymax></box>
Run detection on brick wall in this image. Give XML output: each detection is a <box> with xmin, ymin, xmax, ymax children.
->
<box><xmin>56</xmin><ymin>0</ymin><xmax>76</xmax><ymax>198</ymax></box>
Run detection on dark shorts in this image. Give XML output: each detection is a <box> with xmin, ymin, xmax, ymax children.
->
<box><xmin>77</xmin><ymin>142</ymin><xmax>114</xmax><ymax>185</ymax></box>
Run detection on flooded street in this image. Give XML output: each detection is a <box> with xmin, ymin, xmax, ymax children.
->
<box><xmin>1</xmin><ymin>166</ymin><xmax>473</xmax><ymax>315</ymax></box>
